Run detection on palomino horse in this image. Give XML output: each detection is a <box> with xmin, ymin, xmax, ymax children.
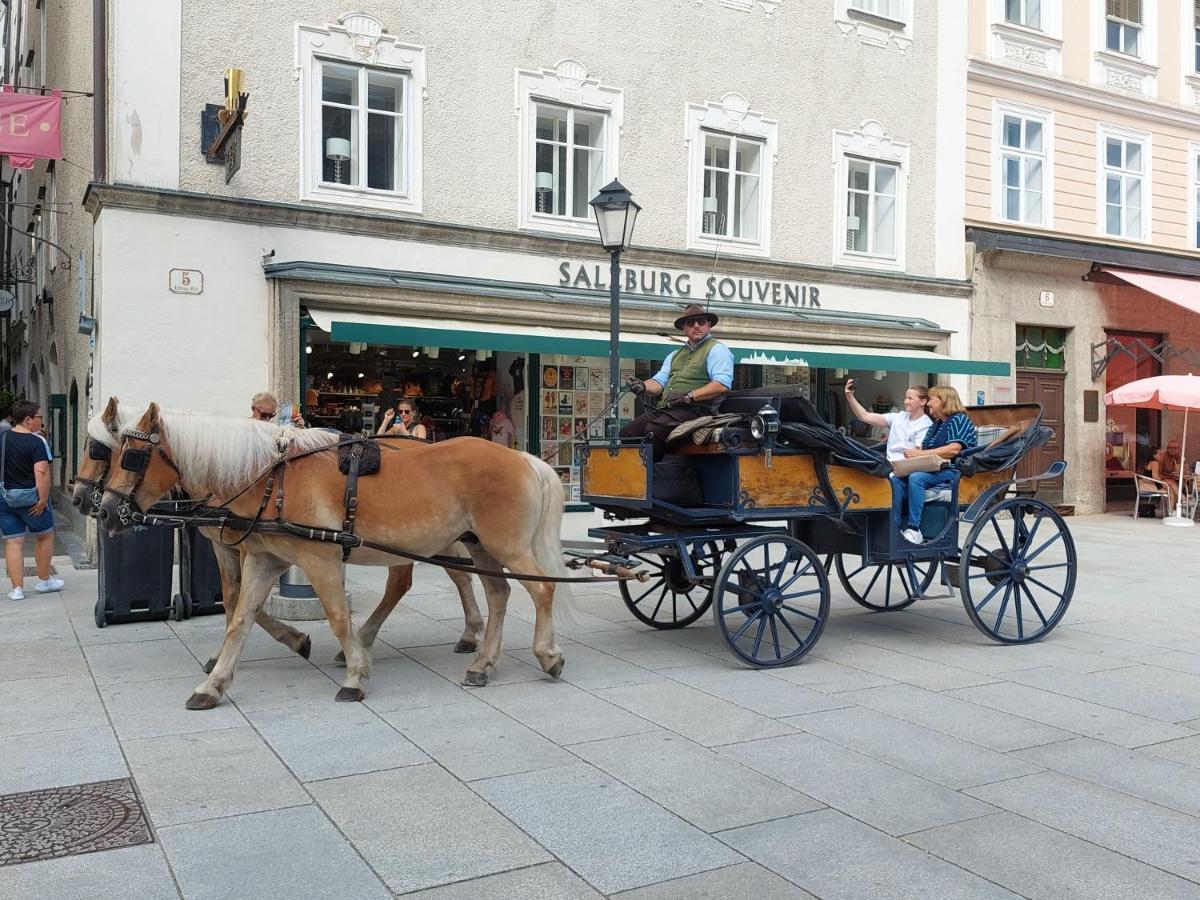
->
<box><xmin>99</xmin><ymin>403</ymin><xmax>569</xmax><ymax>709</ymax></box>
<box><xmin>75</xmin><ymin>399</ymin><xmax>485</xmax><ymax>669</ymax></box>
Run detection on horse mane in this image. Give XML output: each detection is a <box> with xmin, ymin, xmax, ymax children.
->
<box><xmin>87</xmin><ymin>404</ymin><xmax>144</xmax><ymax>448</ymax></box>
<box><xmin>155</xmin><ymin>411</ymin><xmax>341</xmax><ymax>494</ymax></box>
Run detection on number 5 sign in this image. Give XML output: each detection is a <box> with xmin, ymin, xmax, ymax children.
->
<box><xmin>169</xmin><ymin>269</ymin><xmax>204</xmax><ymax>295</ymax></box>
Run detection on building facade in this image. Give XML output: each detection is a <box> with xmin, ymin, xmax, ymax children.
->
<box><xmin>8</xmin><ymin>1</ymin><xmax>1004</xmax><ymax>529</ymax></box>
<box><xmin>967</xmin><ymin>0</ymin><xmax>1200</xmax><ymax>512</ymax></box>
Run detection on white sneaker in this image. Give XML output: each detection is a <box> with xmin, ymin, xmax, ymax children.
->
<box><xmin>901</xmin><ymin>528</ymin><xmax>924</xmax><ymax>545</ymax></box>
<box><xmin>34</xmin><ymin>576</ymin><xmax>64</xmax><ymax>593</ymax></box>
<box><xmin>9</xmin><ymin>587</ymin><xmax>23</xmax><ymax>601</ymax></box>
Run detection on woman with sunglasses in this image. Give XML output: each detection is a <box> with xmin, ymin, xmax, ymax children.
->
<box><xmin>378</xmin><ymin>399</ymin><xmax>428</xmax><ymax>440</ymax></box>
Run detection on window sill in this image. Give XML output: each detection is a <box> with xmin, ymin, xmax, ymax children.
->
<box><xmin>845</xmin><ymin>7</ymin><xmax>906</xmax><ymax>30</ymax></box>
<box><xmin>303</xmin><ymin>182</ymin><xmax>421</xmax><ymax>215</ymax></box>
<box><xmin>835</xmin><ymin>251</ymin><xmax>903</xmax><ymax>272</ymax></box>
<box><xmin>519</xmin><ymin>212</ymin><xmax>598</xmax><ymax>239</ymax></box>
<box><xmin>835</xmin><ymin>9</ymin><xmax>911</xmax><ymax>51</ymax></box>
<box><xmin>688</xmin><ymin>233</ymin><xmax>770</xmax><ymax>259</ymax></box>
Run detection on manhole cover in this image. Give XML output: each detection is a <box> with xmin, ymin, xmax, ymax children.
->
<box><xmin>0</xmin><ymin>778</ymin><xmax>152</xmax><ymax>867</ymax></box>
<box><xmin>22</xmin><ymin>565</ymin><xmax>57</xmax><ymax>579</ymax></box>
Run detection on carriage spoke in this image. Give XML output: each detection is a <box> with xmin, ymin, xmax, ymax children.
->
<box><xmin>1014</xmin><ymin>589</ymin><xmax>1024</xmax><ymax>640</ymax></box>
<box><xmin>672</xmin><ymin>592</ymin><xmax>678</xmax><ymax>623</ymax></box>
<box><xmin>751</xmin><ymin>615</ymin><xmax>767</xmax><ymax>657</ymax></box>
<box><xmin>721</xmin><ymin>580</ymin><xmax>757</xmax><ymax>599</ymax></box>
<box><xmin>768</xmin><ymin>614</ymin><xmax>782</xmax><ymax>660</ymax></box>
<box><xmin>683</xmin><ymin>593</ymin><xmax>700</xmax><ymax>614</ymax></box>
<box><xmin>1024</xmin><ymin>574</ymin><xmax>1067</xmax><ymax>601</ymax></box>
<box><xmin>1019</xmin><ymin>582</ymin><xmax>1050</xmax><ymax>627</ymax></box>
<box><xmin>1021</xmin><ymin>510</ymin><xmax>1044</xmax><ymax>555</ymax></box>
<box><xmin>1026</xmin><ymin>562</ymin><xmax>1071</xmax><ymax>573</ymax></box>
<box><xmin>861</xmin><ymin>564</ymin><xmax>885</xmax><ymax>598</ymax></box>
<box><xmin>777</xmin><ymin>562</ymin><xmax>814</xmax><ymax>594</ymax></box>
<box><xmin>974</xmin><ymin>545</ymin><xmax>1012</xmax><ymax>570</ymax></box>
<box><xmin>780</xmin><ymin>587</ymin><xmax>824</xmax><ymax>601</ymax></box>
<box><xmin>1022</xmin><ymin>531</ymin><xmax>1065</xmax><ymax>566</ymax></box>
<box><xmin>895</xmin><ymin>565</ymin><xmax>913</xmax><ymax>601</ymax></box>
<box><xmin>845</xmin><ymin>561</ymin><xmax>872</xmax><ymax>580</ymax></box>
<box><xmin>777</xmin><ymin>609</ymin><xmax>810</xmax><ymax>648</ymax></box>
<box><xmin>885</xmin><ymin>565</ymin><xmax>894</xmax><ymax>603</ymax></box>
<box><xmin>650</xmin><ymin>586</ymin><xmax>668</xmax><ymax>620</ymax></box>
<box><xmin>993</xmin><ymin>583</ymin><xmax>1013</xmax><ymax>633</ymax></box>
<box><xmin>972</xmin><ymin>578</ymin><xmax>1007</xmax><ymax>614</ymax></box>
<box><xmin>729</xmin><ymin>609</ymin><xmax>764</xmax><ymax>642</ymax></box>
<box><xmin>630</xmin><ymin>580</ymin><xmax>662</xmax><ymax>606</ymax></box>
<box><xmin>781</xmin><ymin>604</ymin><xmax>822</xmax><ymax>622</ymax></box>
<box><xmin>990</xmin><ymin>518</ymin><xmax>1012</xmax><ymax>557</ymax></box>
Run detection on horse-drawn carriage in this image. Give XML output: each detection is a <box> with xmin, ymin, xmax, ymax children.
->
<box><xmin>576</xmin><ymin>387</ymin><xmax>1075</xmax><ymax>668</ymax></box>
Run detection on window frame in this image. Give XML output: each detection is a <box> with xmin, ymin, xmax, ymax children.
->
<box><xmin>685</xmin><ymin>94</ymin><xmax>777</xmax><ymax>258</ymax></box>
<box><xmin>1190</xmin><ymin>143</ymin><xmax>1200</xmax><ymax>250</ymax></box>
<box><xmin>516</xmin><ymin>60</ymin><xmax>622</xmax><ymax>238</ymax></box>
<box><xmin>832</xmin><ymin>121</ymin><xmax>908</xmax><ymax>272</ymax></box>
<box><xmin>297</xmin><ymin>17</ymin><xmax>425</xmax><ymax>214</ymax></box>
<box><xmin>1096</xmin><ymin>123</ymin><xmax>1151</xmax><ymax>242</ymax></box>
<box><xmin>1005</xmin><ymin>0</ymin><xmax>1042</xmax><ymax>29</ymax></box>
<box><xmin>1092</xmin><ymin>0</ymin><xmax>1158</xmax><ymax>97</ymax></box>
<box><xmin>834</xmin><ymin>0</ymin><xmax>913</xmax><ymax>51</ymax></box>
<box><xmin>316</xmin><ymin>61</ymin><xmax>408</xmax><ymax>196</ymax></box>
<box><xmin>992</xmin><ymin>100</ymin><xmax>1054</xmax><ymax>229</ymax></box>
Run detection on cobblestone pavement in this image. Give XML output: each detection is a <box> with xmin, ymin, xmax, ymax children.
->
<box><xmin>0</xmin><ymin>513</ymin><xmax>1197</xmax><ymax>898</ymax></box>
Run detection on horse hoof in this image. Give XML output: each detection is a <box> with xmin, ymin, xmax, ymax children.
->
<box><xmin>462</xmin><ymin>670</ymin><xmax>489</xmax><ymax>687</ymax></box>
<box><xmin>297</xmin><ymin>635</ymin><xmax>312</xmax><ymax>660</ymax></box>
<box><xmin>547</xmin><ymin>656</ymin><xmax>565</xmax><ymax>680</ymax></box>
<box><xmin>335</xmin><ymin>686</ymin><xmax>365</xmax><ymax>703</ymax></box>
<box><xmin>333</xmin><ymin>650</ymin><xmax>346</xmax><ymax>666</ymax></box>
<box><xmin>201</xmin><ymin>658</ymin><xmax>216</xmax><ymax>674</ymax></box>
<box><xmin>454</xmin><ymin>639</ymin><xmax>477</xmax><ymax>654</ymax></box>
<box><xmin>186</xmin><ymin>692</ymin><xmax>220</xmax><ymax>711</ymax></box>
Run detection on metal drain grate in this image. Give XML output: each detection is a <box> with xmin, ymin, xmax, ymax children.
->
<box><xmin>0</xmin><ymin>778</ymin><xmax>152</xmax><ymax>867</ymax></box>
<box><xmin>21</xmin><ymin>565</ymin><xmax>57</xmax><ymax>579</ymax></box>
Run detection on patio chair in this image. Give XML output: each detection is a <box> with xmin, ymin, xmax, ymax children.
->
<box><xmin>1133</xmin><ymin>473</ymin><xmax>1171</xmax><ymax>519</ymax></box>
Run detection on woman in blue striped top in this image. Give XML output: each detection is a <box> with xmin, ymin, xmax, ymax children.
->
<box><xmin>891</xmin><ymin>385</ymin><xmax>978</xmax><ymax>545</ymax></box>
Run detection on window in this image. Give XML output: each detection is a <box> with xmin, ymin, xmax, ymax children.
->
<box><xmin>834</xmin><ymin>121</ymin><xmax>907</xmax><ymax>270</ymax></box>
<box><xmin>516</xmin><ymin>59</ymin><xmax>622</xmax><ymax>237</ymax></box>
<box><xmin>1192</xmin><ymin>149</ymin><xmax>1200</xmax><ymax>248</ymax></box>
<box><xmin>298</xmin><ymin>14</ymin><xmax>425</xmax><ymax>214</ymax></box>
<box><xmin>998</xmin><ymin>111</ymin><xmax>1047</xmax><ymax>225</ymax></box>
<box><xmin>849</xmin><ymin>0</ymin><xmax>903</xmax><ymax>22</ymax></box>
<box><xmin>844</xmin><ymin>159</ymin><xmax>898</xmax><ymax>258</ymax></box>
<box><xmin>1106</xmin><ymin>0</ymin><xmax>1141</xmax><ymax>56</ymax></box>
<box><xmin>532</xmin><ymin>103</ymin><xmax>605</xmax><ymax>220</ymax></box>
<box><xmin>701</xmin><ymin>133</ymin><xmax>762</xmax><ymax>242</ymax></box>
<box><xmin>1005</xmin><ymin>0</ymin><xmax>1042</xmax><ymax>29</ymax></box>
<box><xmin>1016</xmin><ymin>325</ymin><xmax>1066</xmax><ymax>370</ymax></box>
<box><xmin>1101</xmin><ymin>131</ymin><xmax>1146</xmax><ymax>239</ymax></box>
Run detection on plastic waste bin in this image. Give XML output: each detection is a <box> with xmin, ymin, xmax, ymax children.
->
<box><xmin>93</xmin><ymin>524</ymin><xmax>175</xmax><ymax>627</ymax></box>
<box><xmin>172</xmin><ymin>526</ymin><xmax>226</xmax><ymax>621</ymax></box>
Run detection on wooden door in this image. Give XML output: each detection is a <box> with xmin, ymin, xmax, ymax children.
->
<box><xmin>1015</xmin><ymin>371</ymin><xmax>1065</xmax><ymax>502</ymax></box>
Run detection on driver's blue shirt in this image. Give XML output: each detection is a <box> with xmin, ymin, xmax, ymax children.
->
<box><xmin>649</xmin><ymin>335</ymin><xmax>735</xmax><ymax>389</ymax></box>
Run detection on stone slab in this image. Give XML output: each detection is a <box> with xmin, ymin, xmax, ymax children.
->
<box><xmin>403</xmin><ymin>862</ymin><xmax>603</xmax><ymax>899</ymax></box>
<box><xmin>0</xmin><ymin>674</ymin><xmax>109</xmax><ymax>737</ymax></box>
<box><xmin>664</xmin><ymin>664</ymin><xmax>849</xmax><ymax>718</ymax></box>
<box><xmin>555</xmin><ymin>643</ymin><xmax>664</xmax><ymax>691</ymax></box>
<box><xmin>573</xmin><ymin>628</ymin><xmax>716</xmax><ymax>670</ymax></box>
<box><xmin>1143</xmin><ymin>735</ymin><xmax>1200</xmax><ymax>768</ymax></box>
<box><xmin>0</xmin><ymin>639</ymin><xmax>88</xmax><ymax>682</ymax></box>
<box><xmin>593</xmin><ymin>681</ymin><xmax>796</xmax><ymax>746</ymax></box>
<box><xmin>99</xmin><ymin>674</ymin><xmax>248</xmax><ymax>741</ymax></box>
<box><xmin>401</xmin><ymin>643</ymin><xmax>547</xmax><ymax>688</ymax></box>
<box><xmin>613</xmin><ymin>861</ymin><xmax>817</xmax><ymax>899</ymax></box>
<box><xmin>573</xmin><ymin>730</ymin><xmax>823</xmax><ymax>832</ymax></box>
<box><xmin>224</xmin><ymin>657</ymin><xmax>343</xmax><ymax>712</ymax></box>
<box><xmin>472</xmin><ymin>762</ymin><xmax>742</xmax><ymax>895</ymax></box>
<box><xmin>1003</xmin><ymin>664</ymin><xmax>1200</xmax><ymax>723</ymax></box>
<box><xmin>765</xmin><ymin>656</ymin><xmax>896</xmax><ymax>693</ymax></box>
<box><xmin>309</xmin><ymin>764</ymin><xmax>550</xmax><ymax>894</ymax></box>
<box><xmin>719</xmin><ymin>808</ymin><xmax>1017</xmax><ymax>899</ymax></box>
<box><xmin>159</xmin><ymin>805</ymin><xmax>392</xmax><ymax>900</ymax></box>
<box><xmin>0</xmin><ymin>844</ymin><xmax>179</xmax><ymax>900</ymax></box>
<box><xmin>83</xmin><ymin>638</ymin><xmax>200</xmax><ymax>685</ymax></box>
<box><xmin>354</xmin><ymin>654</ymin><xmax>475</xmax><ymax>714</ymax></box>
<box><xmin>0</xmin><ymin>726</ymin><xmax>127</xmax><ymax>795</ymax></box>
<box><xmin>810</xmin><ymin>639</ymin><xmax>998</xmax><ymax>691</ymax></box>
<box><xmin>478</xmin><ymin>681</ymin><xmax>656</xmax><ymax>745</ymax></box>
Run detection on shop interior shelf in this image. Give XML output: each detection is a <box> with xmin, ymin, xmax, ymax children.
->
<box><xmin>316</xmin><ymin>391</ymin><xmax>380</xmax><ymax>398</ymax></box>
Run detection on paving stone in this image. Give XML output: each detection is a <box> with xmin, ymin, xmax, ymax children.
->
<box><xmin>1015</xmin><ymin>737</ymin><xmax>1200</xmax><ymax>818</ymax></box>
<box><xmin>1143</xmin><ymin>735</ymin><xmax>1200</xmax><ymax>768</ymax></box>
<box><xmin>573</xmin><ymin>730</ymin><xmax>822</xmax><ymax>832</ymax></box>
<box><xmin>573</xmin><ymin>628</ymin><xmax>716</xmax><ymax>670</ymax></box>
<box><xmin>83</xmin><ymin>638</ymin><xmax>200</xmax><ymax>685</ymax></box>
<box><xmin>810</xmin><ymin>639</ymin><xmax>997</xmax><ymax>691</ymax></box>
<box><xmin>786</xmin><ymin>706</ymin><xmax>1042</xmax><ymax>789</ymax></box>
<box><xmin>122</xmin><ymin>725</ymin><xmax>310</xmax><ymax>827</ymax></box>
<box><xmin>382</xmin><ymin>699</ymin><xmax>575</xmax><ymax>781</ymax></box>
<box><xmin>100</xmin><ymin>674</ymin><xmax>248</xmax><ymax>740</ymax></box>
<box><xmin>0</xmin><ymin>674</ymin><xmax>108</xmax><ymax>737</ymax></box>
<box><xmin>556</xmin><ymin>643</ymin><xmax>664</xmax><ymax>690</ymax></box>
<box><xmin>719</xmin><ymin>808</ymin><xmax>1016</xmax><ymax>899</ymax></box>
<box><xmin>171</xmin><ymin>617</ymin><xmax>309</xmax><ymax>666</ymax></box>
<box><xmin>719</xmin><ymin>733</ymin><xmax>995</xmax><ymax>836</ymax></box>
<box><xmin>1133</xmin><ymin>650</ymin><xmax>1200</xmax><ymax>676</ymax></box>
<box><xmin>246</xmin><ymin>701</ymin><xmax>428</xmax><ymax>782</ymax></box>
<box><xmin>401</xmin><ymin>643</ymin><xmax>547</xmax><ymax>689</ymax></box>
<box><xmin>613</xmin><ymin>861</ymin><xmax>816</xmax><ymax>899</ymax></box>
<box><xmin>351</xmin><ymin>654</ymin><xmax>475</xmax><ymax>713</ymax></box>
<box><xmin>908</xmin><ymin>812</ymin><xmax>1200</xmax><ymax>899</ymax></box>
<box><xmin>0</xmin><ymin>726</ymin><xmax>127</xmax><ymax>795</ymax></box>
<box><xmin>765</xmin><ymin>656</ymin><xmax>896</xmax><ymax>693</ymax></box>
<box><xmin>946</xmin><ymin>681</ymin><xmax>1195</xmax><ymax>748</ymax></box>
<box><xmin>159</xmin><ymin>805</ymin><xmax>391</xmax><ymax>900</ymax></box>
<box><xmin>371</xmin><ymin>607</ymin><xmax>473</xmax><ymax>649</ymax></box>
<box><xmin>310</xmin><ymin>763</ymin><xmax>550</xmax><ymax>894</ymax></box>
<box><xmin>224</xmin><ymin>656</ymin><xmax>343</xmax><ymax>711</ymax></box>
<box><xmin>0</xmin><ymin>611</ymin><xmax>79</xmax><ymax>644</ymax></box>
<box><xmin>74</xmin><ymin>617</ymin><xmax>174</xmax><ymax>645</ymax></box>
<box><xmin>1004</xmin><ymin>665</ymin><xmax>1200</xmax><ymax>722</ymax></box>
<box><xmin>479</xmin><ymin>680</ymin><xmax>656</xmax><ymax>745</ymax></box>
<box><xmin>0</xmin><ymin>639</ymin><xmax>88</xmax><ymax>681</ymax></box>
<box><xmin>0</xmin><ymin>844</ymin><xmax>179</xmax><ymax>900</ymax></box>
<box><xmin>594</xmin><ymin>681</ymin><xmax>796</xmax><ymax>746</ymax></box>
<box><xmin>967</xmin><ymin>771</ymin><xmax>1200</xmax><ymax>883</ymax></box>
<box><xmin>473</xmin><ymin>762</ymin><xmax>742</xmax><ymax>895</ymax></box>
<box><xmin>836</xmin><ymin>683</ymin><xmax>1073</xmax><ymax>752</ymax></box>
<box><xmin>664</xmin><ymin>665</ymin><xmax>850</xmax><ymax>718</ymax></box>
<box><xmin>403</xmin><ymin>862</ymin><xmax>603</xmax><ymax>899</ymax></box>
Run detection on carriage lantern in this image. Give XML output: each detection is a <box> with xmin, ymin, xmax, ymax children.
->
<box><xmin>589</xmin><ymin>180</ymin><xmax>641</xmax><ymax>441</ymax></box>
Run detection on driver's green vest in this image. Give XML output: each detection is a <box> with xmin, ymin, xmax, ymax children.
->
<box><xmin>658</xmin><ymin>338</ymin><xmax>719</xmax><ymax>409</ymax></box>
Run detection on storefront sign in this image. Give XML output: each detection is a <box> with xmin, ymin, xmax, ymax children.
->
<box><xmin>557</xmin><ymin>261</ymin><xmax>822</xmax><ymax>309</ymax></box>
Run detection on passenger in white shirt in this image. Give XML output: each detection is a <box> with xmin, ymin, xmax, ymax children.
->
<box><xmin>843</xmin><ymin>380</ymin><xmax>931</xmax><ymax>461</ymax></box>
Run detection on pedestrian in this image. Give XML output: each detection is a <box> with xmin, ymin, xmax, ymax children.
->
<box><xmin>250</xmin><ymin>391</ymin><xmax>305</xmax><ymax>427</ymax></box>
<box><xmin>621</xmin><ymin>303</ymin><xmax>733</xmax><ymax>462</ymax></box>
<box><xmin>1</xmin><ymin>400</ymin><xmax>62</xmax><ymax>600</ymax></box>
<box><xmin>378</xmin><ymin>398</ymin><xmax>427</xmax><ymax>439</ymax></box>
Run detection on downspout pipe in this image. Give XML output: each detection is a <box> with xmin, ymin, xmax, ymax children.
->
<box><xmin>92</xmin><ymin>0</ymin><xmax>106</xmax><ymax>182</ymax></box>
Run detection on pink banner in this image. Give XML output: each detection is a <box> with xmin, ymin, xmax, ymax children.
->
<box><xmin>0</xmin><ymin>88</ymin><xmax>62</xmax><ymax>163</ymax></box>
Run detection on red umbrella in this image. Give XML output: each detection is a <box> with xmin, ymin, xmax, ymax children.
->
<box><xmin>1104</xmin><ymin>374</ymin><xmax>1200</xmax><ymax>526</ymax></box>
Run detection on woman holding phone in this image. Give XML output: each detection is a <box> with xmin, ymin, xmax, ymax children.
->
<box><xmin>843</xmin><ymin>379</ymin><xmax>931</xmax><ymax>461</ymax></box>
<box><xmin>378</xmin><ymin>399</ymin><xmax>428</xmax><ymax>440</ymax></box>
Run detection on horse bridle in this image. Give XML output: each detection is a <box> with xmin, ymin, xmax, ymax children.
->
<box><xmin>110</xmin><ymin>424</ymin><xmax>182</xmax><ymax>526</ymax></box>
<box><xmin>75</xmin><ymin>439</ymin><xmax>115</xmax><ymax>512</ymax></box>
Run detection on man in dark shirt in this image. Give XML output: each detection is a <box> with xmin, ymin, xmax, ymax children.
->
<box><xmin>1</xmin><ymin>400</ymin><xmax>62</xmax><ymax>600</ymax></box>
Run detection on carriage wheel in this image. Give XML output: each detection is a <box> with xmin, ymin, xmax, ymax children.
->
<box><xmin>834</xmin><ymin>555</ymin><xmax>937</xmax><ymax>612</ymax></box>
<box><xmin>959</xmin><ymin>497</ymin><xmax>1075</xmax><ymax>644</ymax></box>
<box><xmin>712</xmin><ymin>534</ymin><xmax>829</xmax><ymax>668</ymax></box>
<box><xmin>619</xmin><ymin>542</ymin><xmax>722</xmax><ymax>629</ymax></box>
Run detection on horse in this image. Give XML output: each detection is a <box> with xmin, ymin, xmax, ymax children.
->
<box><xmin>75</xmin><ymin>399</ymin><xmax>485</xmax><ymax>671</ymax></box>
<box><xmin>98</xmin><ymin>403</ymin><xmax>569</xmax><ymax>709</ymax></box>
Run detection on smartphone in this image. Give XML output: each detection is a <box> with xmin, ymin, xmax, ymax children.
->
<box><xmin>277</xmin><ymin>401</ymin><xmax>293</xmax><ymax>426</ymax></box>
<box><xmin>845</xmin><ymin>378</ymin><xmax>856</xmax><ymax>393</ymax></box>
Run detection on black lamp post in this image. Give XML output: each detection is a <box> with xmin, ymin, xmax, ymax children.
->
<box><xmin>588</xmin><ymin>179</ymin><xmax>640</xmax><ymax>441</ymax></box>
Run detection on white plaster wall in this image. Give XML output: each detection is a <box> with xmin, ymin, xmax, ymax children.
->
<box><xmin>935</xmin><ymin>0</ymin><xmax>968</xmax><ymax>280</ymax></box>
<box><xmin>110</xmin><ymin>0</ymin><xmax>182</xmax><ymax>189</ymax></box>
<box><xmin>93</xmin><ymin>209</ymin><xmax>269</xmax><ymax>413</ymax></box>
<box><xmin>173</xmin><ymin>0</ymin><xmax>946</xmax><ymax>275</ymax></box>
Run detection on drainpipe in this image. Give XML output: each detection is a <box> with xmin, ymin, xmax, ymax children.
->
<box><xmin>92</xmin><ymin>0</ymin><xmax>106</xmax><ymax>182</ymax></box>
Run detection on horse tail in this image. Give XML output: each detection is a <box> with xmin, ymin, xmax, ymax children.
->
<box><xmin>524</xmin><ymin>453</ymin><xmax>576</xmax><ymax>628</ymax></box>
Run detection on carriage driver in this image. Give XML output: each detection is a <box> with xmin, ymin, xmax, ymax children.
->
<box><xmin>622</xmin><ymin>303</ymin><xmax>733</xmax><ymax>462</ymax></box>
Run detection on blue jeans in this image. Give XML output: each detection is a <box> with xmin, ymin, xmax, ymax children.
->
<box><xmin>890</xmin><ymin>469</ymin><xmax>959</xmax><ymax>532</ymax></box>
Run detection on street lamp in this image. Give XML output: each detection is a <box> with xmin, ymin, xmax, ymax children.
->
<box><xmin>589</xmin><ymin>179</ymin><xmax>641</xmax><ymax>441</ymax></box>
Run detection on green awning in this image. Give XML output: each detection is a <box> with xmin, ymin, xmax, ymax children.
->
<box><xmin>308</xmin><ymin>310</ymin><xmax>1009</xmax><ymax>376</ymax></box>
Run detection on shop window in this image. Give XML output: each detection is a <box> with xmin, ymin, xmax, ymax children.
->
<box><xmin>1006</xmin><ymin>0</ymin><xmax>1041</xmax><ymax>29</ymax></box>
<box><xmin>1016</xmin><ymin>325</ymin><xmax>1065</xmax><ymax>370</ymax></box>
<box><xmin>996</xmin><ymin>103</ymin><xmax>1050</xmax><ymax>227</ymax></box>
<box><xmin>834</xmin><ymin>121</ymin><xmax>907</xmax><ymax>271</ymax></box>
<box><xmin>1105</xmin><ymin>0</ymin><xmax>1141</xmax><ymax>56</ymax></box>
<box><xmin>1104</xmin><ymin>329</ymin><xmax>1161</xmax><ymax>481</ymax></box>
<box><xmin>298</xmin><ymin>14</ymin><xmax>425</xmax><ymax>214</ymax></box>
<box><xmin>1099</xmin><ymin>127</ymin><xmax>1148</xmax><ymax>240</ymax></box>
<box><xmin>517</xmin><ymin>59</ymin><xmax>622</xmax><ymax>237</ymax></box>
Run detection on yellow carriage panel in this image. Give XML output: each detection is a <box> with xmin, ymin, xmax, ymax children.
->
<box><xmin>958</xmin><ymin>469</ymin><xmax>1007</xmax><ymax>505</ymax></box>
<box><xmin>738</xmin><ymin>454</ymin><xmax>820</xmax><ymax>508</ymax></box>
<box><xmin>582</xmin><ymin>447</ymin><xmax>649</xmax><ymax>501</ymax></box>
<box><xmin>826</xmin><ymin>465</ymin><xmax>894</xmax><ymax>510</ymax></box>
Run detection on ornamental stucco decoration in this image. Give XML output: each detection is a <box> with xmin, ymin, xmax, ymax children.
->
<box><xmin>716</xmin><ymin>0</ymin><xmax>784</xmax><ymax>15</ymax></box>
<box><xmin>1003</xmin><ymin>42</ymin><xmax>1048</xmax><ymax>70</ymax></box>
<box><xmin>838</xmin><ymin>119</ymin><xmax>904</xmax><ymax>164</ymax></box>
<box><xmin>338</xmin><ymin>12</ymin><xmax>384</xmax><ymax>61</ymax></box>
<box><xmin>516</xmin><ymin>59</ymin><xmax>620</xmax><ymax>113</ymax></box>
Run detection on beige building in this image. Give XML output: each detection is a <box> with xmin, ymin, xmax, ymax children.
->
<box><xmin>966</xmin><ymin>0</ymin><xmax>1200</xmax><ymax>513</ymax></box>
